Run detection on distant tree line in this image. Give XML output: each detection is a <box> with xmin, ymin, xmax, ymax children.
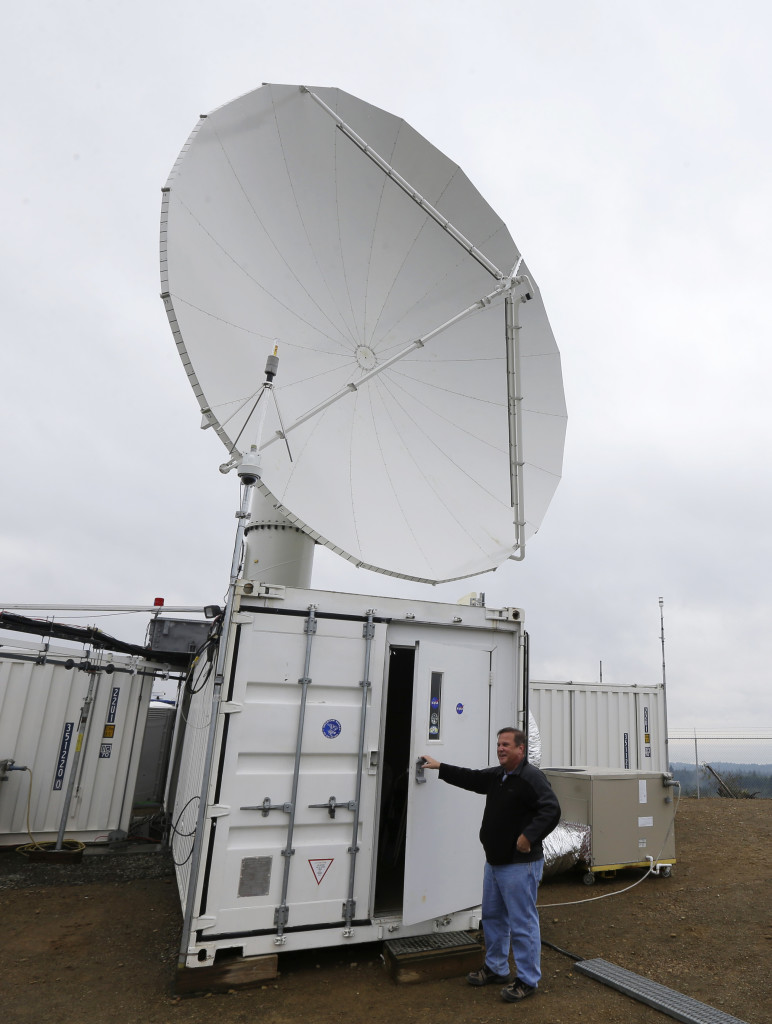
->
<box><xmin>669</xmin><ymin>761</ymin><xmax>772</xmax><ymax>798</ymax></box>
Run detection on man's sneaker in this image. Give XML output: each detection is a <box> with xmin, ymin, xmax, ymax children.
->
<box><xmin>500</xmin><ymin>978</ymin><xmax>536</xmax><ymax>1002</ymax></box>
<box><xmin>466</xmin><ymin>964</ymin><xmax>512</xmax><ymax>986</ymax></box>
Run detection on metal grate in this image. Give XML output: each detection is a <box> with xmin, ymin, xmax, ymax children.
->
<box><xmin>576</xmin><ymin>959</ymin><xmax>749</xmax><ymax>1024</ymax></box>
<box><xmin>385</xmin><ymin>931</ymin><xmax>479</xmax><ymax>957</ymax></box>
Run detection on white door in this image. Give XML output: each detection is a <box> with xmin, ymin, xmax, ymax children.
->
<box><xmin>200</xmin><ymin>610</ymin><xmax>387</xmax><ymax>937</ymax></box>
<box><xmin>402</xmin><ymin>640</ymin><xmax>491</xmax><ymax>925</ymax></box>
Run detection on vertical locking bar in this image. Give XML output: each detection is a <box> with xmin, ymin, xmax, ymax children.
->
<box><xmin>275</xmin><ymin>604</ymin><xmax>317</xmax><ymax>937</ymax></box>
<box><xmin>55</xmin><ymin>668</ymin><xmax>100</xmax><ymax>850</ymax></box>
<box><xmin>342</xmin><ymin>611</ymin><xmax>375</xmax><ymax>929</ymax></box>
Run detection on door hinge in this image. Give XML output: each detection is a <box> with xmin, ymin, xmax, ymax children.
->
<box><xmin>206</xmin><ymin>804</ymin><xmax>230</xmax><ymax>819</ymax></box>
<box><xmin>274</xmin><ymin>905</ymin><xmax>289</xmax><ymax>928</ymax></box>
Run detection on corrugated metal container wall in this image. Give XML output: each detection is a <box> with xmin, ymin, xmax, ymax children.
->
<box><xmin>168</xmin><ymin>641</ymin><xmax>219</xmax><ymax>910</ymax></box>
<box><xmin>134</xmin><ymin>706</ymin><xmax>176</xmax><ymax>806</ymax></box>
<box><xmin>0</xmin><ymin>643</ymin><xmax>153</xmax><ymax>844</ymax></box>
<box><xmin>530</xmin><ymin>681</ymin><xmax>667</xmax><ymax>772</ymax></box>
<box><xmin>529</xmin><ymin>684</ymin><xmax>572</xmax><ymax>765</ymax></box>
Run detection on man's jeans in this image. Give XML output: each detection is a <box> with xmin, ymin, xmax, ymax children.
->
<box><xmin>481</xmin><ymin>858</ymin><xmax>544</xmax><ymax>987</ymax></box>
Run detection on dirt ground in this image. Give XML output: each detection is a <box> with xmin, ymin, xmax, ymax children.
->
<box><xmin>1</xmin><ymin>798</ymin><xmax>770</xmax><ymax>1024</ymax></box>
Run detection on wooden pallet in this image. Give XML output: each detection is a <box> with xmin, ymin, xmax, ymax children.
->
<box><xmin>174</xmin><ymin>953</ymin><xmax>278</xmax><ymax>995</ymax></box>
<box><xmin>383</xmin><ymin>931</ymin><xmax>483</xmax><ymax>984</ymax></box>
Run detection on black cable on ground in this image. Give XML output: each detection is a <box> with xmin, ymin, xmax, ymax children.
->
<box><xmin>541</xmin><ymin>938</ymin><xmax>585</xmax><ymax>962</ymax></box>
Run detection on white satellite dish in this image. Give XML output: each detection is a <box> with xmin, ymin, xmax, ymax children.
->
<box><xmin>160</xmin><ymin>84</ymin><xmax>566</xmax><ymax>584</ymax></box>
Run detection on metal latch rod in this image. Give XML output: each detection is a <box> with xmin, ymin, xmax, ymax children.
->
<box><xmin>240</xmin><ymin>798</ymin><xmax>292</xmax><ymax>817</ymax></box>
<box><xmin>308</xmin><ymin>796</ymin><xmax>356</xmax><ymax>819</ymax></box>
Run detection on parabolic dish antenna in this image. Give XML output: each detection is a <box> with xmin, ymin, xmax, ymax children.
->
<box><xmin>160</xmin><ymin>84</ymin><xmax>566</xmax><ymax>584</ymax></box>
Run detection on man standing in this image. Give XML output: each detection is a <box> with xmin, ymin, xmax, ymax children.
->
<box><xmin>421</xmin><ymin>727</ymin><xmax>560</xmax><ymax>1003</ymax></box>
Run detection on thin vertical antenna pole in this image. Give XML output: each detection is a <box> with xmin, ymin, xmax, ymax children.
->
<box><xmin>659</xmin><ymin>597</ymin><xmax>670</xmax><ymax>768</ymax></box>
<box><xmin>178</xmin><ymin>478</ymin><xmax>254</xmax><ymax>967</ymax></box>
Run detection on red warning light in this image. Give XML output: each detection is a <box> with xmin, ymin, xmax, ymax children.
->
<box><xmin>153</xmin><ymin>597</ymin><xmax>165</xmax><ymax>607</ymax></box>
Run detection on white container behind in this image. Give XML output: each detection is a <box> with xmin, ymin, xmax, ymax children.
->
<box><xmin>530</xmin><ymin>680</ymin><xmax>667</xmax><ymax>772</ymax></box>
<box><xmin>0</xmin><ymin>639</ymin><xmax>153</xmax><ymax>845</ymax></box>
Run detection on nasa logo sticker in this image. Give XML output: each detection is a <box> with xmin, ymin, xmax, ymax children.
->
<box><xmin>322</xmin><ymin>719</ymin><xmax>342</xmax><ymax>739</ymax></box>
<box><xmin>456</xmin><ymin>703</ymin><xmax>464</xmax><ymax>715</ymax></box>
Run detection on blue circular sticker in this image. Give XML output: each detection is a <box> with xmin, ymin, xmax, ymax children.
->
<box><xmin>456</xmin><ymin>703</ymin><xmax>464</xmax><ymax>715</ymax></box>
<box><xmin>322</xmin><ymin>719</ymin><xmax>342</xmax><ymax>739</ymax></box>
<box><xmin>430</xmin><ymin>697</ymin><xmax>440</xmax><ymax>708</ymax></box>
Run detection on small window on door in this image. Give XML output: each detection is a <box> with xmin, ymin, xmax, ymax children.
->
<box><xmin>428</xmin><ymin>671</ymin><xmax>443</xmax><ymax>741</ymax></box>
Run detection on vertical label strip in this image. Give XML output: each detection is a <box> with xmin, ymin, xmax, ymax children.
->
<box><xmin>53</xmin><ymin>722</ymin><xmax>74</xmax><ymax>790</ymax></box>
<box><xmin>106</xmin><ymin>686</ymin><xmax>120</xmax><ymax>724</ymax></box>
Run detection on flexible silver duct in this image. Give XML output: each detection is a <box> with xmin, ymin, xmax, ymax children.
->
<box><xmin>529</xmin><ymin>711</ymin><xmax>591</xmax><ymax>877</ymax></box>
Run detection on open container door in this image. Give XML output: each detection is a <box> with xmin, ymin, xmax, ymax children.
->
<box><xmin>402</xmin><ymin>639</ymin><xmax>490</xmax><ymax>926</ymax></box>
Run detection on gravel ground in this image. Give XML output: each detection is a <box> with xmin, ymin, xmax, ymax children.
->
<box><xmin>1</xmin><ymin>798</ymin><xmax>770</xmax><ymax>1024</ymax></box>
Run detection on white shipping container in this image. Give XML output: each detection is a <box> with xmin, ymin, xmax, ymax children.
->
<box><xmin>171</xmin><ymin>583</ymin><xmax>525</xmax><ymax>967</ymax></box>
<box><xmin>0</xmin><ymin>638</ymin><xmax>154</xmax><ymax>845</ymax></box>
<box><xmin>529</xmin><ymin>681</ymin><xmax>667</xmax><ymax>772</ymax></box>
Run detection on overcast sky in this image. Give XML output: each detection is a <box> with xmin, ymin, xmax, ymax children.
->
<box><xmin>2</xmin><ymin>1</ymin><xmax>770</xmax><ymax>731</ymax></box>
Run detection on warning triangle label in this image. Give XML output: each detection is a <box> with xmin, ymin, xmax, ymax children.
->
<box><xmin>308</xmin><ymin>858</ymin><xmax>334</xmax><ymax>885</ymax></box>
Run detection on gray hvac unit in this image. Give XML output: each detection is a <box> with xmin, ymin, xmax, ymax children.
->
<box><xmin>543</xmin><ymin>768</ymin><xmax>676</xmax><ymax>881</ymax></box>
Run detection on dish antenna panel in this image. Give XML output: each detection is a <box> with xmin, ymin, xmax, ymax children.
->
<box><xmin>160</xmin><ymin>84</ymin><xmax>566</xmax><ymax>584</ymax></box>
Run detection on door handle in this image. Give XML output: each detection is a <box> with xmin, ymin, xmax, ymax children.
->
<box><xmin>308</xmin><ymin>796</ymin><xmax>357</xmax><ymax>818</ymax></box>
<box><xmin>240</xmin><ymin>797</ymin><xmax>292</xmax><ymax>817</ymax></box>
<box><xmin>415</xmin><ymin>757</ymin><xmax>428</xmax><ymax>784</ymax></box>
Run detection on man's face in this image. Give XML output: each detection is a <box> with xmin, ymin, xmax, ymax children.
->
<box><xmin>497</xmin><ymin>732</ymin><xmax>525</xmax><ymax>772</ymax></box>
